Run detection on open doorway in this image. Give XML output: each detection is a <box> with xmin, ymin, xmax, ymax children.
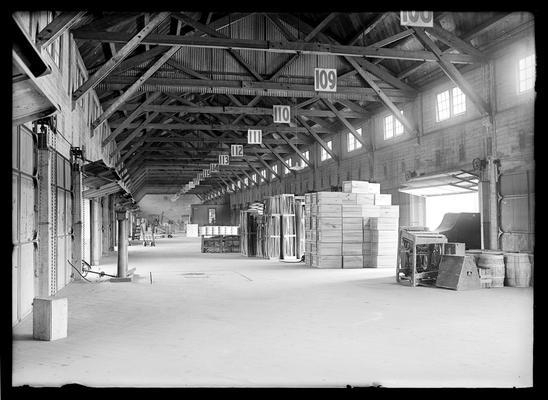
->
<box><xmin>399</xmin><ymin>170</ymin><xmax>481</xmax><ymax>249</ymax></box>
<box><xmin>425</xmin><ymin>192</ymin><xmax>479</xmax><ymax>231</ymax></box>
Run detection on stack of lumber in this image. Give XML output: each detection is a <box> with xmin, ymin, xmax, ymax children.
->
<box><xmin>256</xmin><ymin>214</ymin><xmax>267</xmax><ymax>258</ymax></box>
<box><xmin>295</xmin><ymin>196</ymin><xmax>306</xmax><ymax>259</ymax></box>
<box><xmin>304</xmin><ymin>181</ymin><xmax>399</xmax><ymax>268</ymax></box>
<box><xmin>240</xmin><ymin>210</ymin><xmax>258</xmax><ymax>257</ymax></box>
<box><xmin>264</xmin><ymin>194</ymin><xmax>297</xmax><ymax>259</ymax></box>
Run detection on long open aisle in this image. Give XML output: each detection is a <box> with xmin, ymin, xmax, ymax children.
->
<box><xmin>12</xmin><ymin>236</ymin><xmax>533</xmax><ymax>388</ymax></box>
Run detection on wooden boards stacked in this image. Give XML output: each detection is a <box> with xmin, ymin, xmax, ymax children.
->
<box><xmin>295</xmin><ymin>196</ymin><xmax>306</xmax><ymax>260</ymax></box>
<box><xmin>304</xmin><ymin>181</ymin><xmax>399</xmax><ymax>269</ymax></box>
<box><xmin>240</xmin><ymin>211</ymin><xmax>258</xmax><ymax>257</ymax></box>
<box><xmin>264</xmin><ymin>194</ymin><xmax>297</xmax><ymax>260</ymax></box>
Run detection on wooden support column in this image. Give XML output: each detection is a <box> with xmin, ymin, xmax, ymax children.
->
<box><xmin>116</xmin><ymin>210</ymin><xmax>129</xmax><ymax>278</ymax></box>
<box><xmin>90</xmin><ymin>199</ymin><xmax>102</xmax><ymax>266</ymax></box>
<box><xmin>71</xmin><ymin>162</ymin><xmax>83</xmax><ymax>281</ymax></box>
<box><xmin>37</xmin><ymin>146</ymin><xmax>55</xmax><ymax>297</ymax></box>
<box><xmin>102</xmin><ymin>196</ymin><xmax>110</xmax><ymax>255</ymax></box>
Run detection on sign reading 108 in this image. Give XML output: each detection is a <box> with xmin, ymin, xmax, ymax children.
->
<box><xmin>314</xmin><ymin>68</ymin><xmax>337</xmax><ymax>92</ymax></box>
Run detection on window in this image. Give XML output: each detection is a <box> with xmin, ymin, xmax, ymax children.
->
<box><xmin>237</xmin><ymin>181</ymin><xmax>241</xmax><ymax>188</ymax></box>
<box><xmin>231</xmin><ymin>183</ymin><xmax>235</xmax><ymax>191</ymax></box>
<box><xmin>260</xmin><ymin>169</ymin><xmax>267</xmax><ymax>179</ymax></box>
<box><xmin>283</xmin><ymin>158</ymin><xmax>292</xmax><ymax>175</ymax></box>
<box><xmin>208</xmin><ymin>208</ymin><xmax>216</xmax><ymax>224</ymax></box>
<box><xmin>321</xmin><ymin>140</ymin><xmax>332</xmax><ymax>161</ymax></box>
<box><xmin>45</xmin><ymin>12</ymin><xmax>61</xmax><ymax>69</ymax></box>
<box><xmin>452</xmin><ymin>87</ymin><xmax>466</xmax><ymax>115</ymax></box>
<box><xmin>347</xmin><ymin>128</ymin><xmax>363</xmax><ymax>152</ymax></box>
<box><xmin>272</xmin><ymin>164</ymin><xmax>278</xmax><ymax>178</ymax></box>
<box><xmin>244</xmin><ymin>177</ymin><xmax>249</xmax><ymax>186</ymax></box>
<box><xmin>383</xmin><ymin>111</ymin><xmax>404</xmax><ymax>140</ymax></box>
<box><xmin>251</xmin><ymin>173</ymin><xmax>257</xmax><ymax>183</ymax></box>
<box><xmin>436</xmin><ymin>87</ymin><xmax>466</xmax><ymax>122</ymax></box>
<box><xmin>298</xmin><ymin>150</ymin><xmax>310</xmax><ymax>168</ymax></box>
<box><xmin>518</xmin><ymin>54</ymin><xmax>535</xmax><ymax>93</ymax></box>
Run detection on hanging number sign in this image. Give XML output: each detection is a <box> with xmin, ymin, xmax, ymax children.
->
<box><xmin>231</xmin><ymin>144</ymin><xmax>244</xmax><ymax>157</ymax></box>
<box><xmin>400</xmin><ymin>11</ymin><xmax>433</xmax><ymax>27</ymax></box>
<box><xmin>247</xmin><ymin>129</ymin><xmax>262</xmax><ymax>144</ymax></box>
<box><xmin>314</xmin><ymin>68</ymin><xmax>337</xmax><ymax>92</ymax></box>
<box><xmin>273</xmin><ymin>106</ymin><xmax>291</xmax><ymax>124</ymax></box>
<box><xmin>219</xmin><ymin>154</ymin><xmax>229</xmax><ymax>165</ymax></box>
<box><xmin>210</xmin><ymin>163</ymin><xmax>219</xmax><ymax>172</ymax></box>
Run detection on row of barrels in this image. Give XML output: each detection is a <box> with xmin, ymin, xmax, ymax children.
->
<box><xmin>465</xmin><ymin>250</ymin><xmax>533</xmax><ymax>288</ymax></box>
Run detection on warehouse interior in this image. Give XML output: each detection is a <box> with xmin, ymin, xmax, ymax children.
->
<box><xmin>10</xmin><ymin>10</ymin><xmax>535</xmax><ymax>389</ymax></box>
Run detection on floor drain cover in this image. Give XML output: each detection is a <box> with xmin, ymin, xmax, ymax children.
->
<box><xmin>180</xmin><ymin>272</ymin><xmax>208</xmax><ymax>278</ymax></box>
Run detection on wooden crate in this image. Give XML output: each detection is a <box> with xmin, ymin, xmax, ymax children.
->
<box><xmin>374</xmin><ymin>193</ymin><xmax>392</xmax><ymax>205</ymax></box>
<box><xmin>342</xmin><ymin>181</ymin><xmax>380</xmax><ymax>194</ymax></box>
<box><xmin>343</xmin><ymin>255</ymin><xmax>364</xmax><ymax>269</ymax></box>
<box><xmin>312</xmin><ymin>255</ymin><xmax>342</xmax><ymax>268</ymax></box>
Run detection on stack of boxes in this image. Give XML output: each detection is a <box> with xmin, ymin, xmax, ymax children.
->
<box><xmin>304</xmin><ymin>181</ymin><xmax>399</xmax><ymax>269</ymax></box>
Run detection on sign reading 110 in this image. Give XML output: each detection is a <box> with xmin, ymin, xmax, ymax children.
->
<box><xmin>314</xmin><ymin>68</ymin><xmax>337</xmax><ymax>92</ymax></box>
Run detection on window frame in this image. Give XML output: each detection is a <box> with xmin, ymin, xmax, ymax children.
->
<box><xmin>283</xmin><ymin>157</ymin><xmax>293</xmax><ymax>175</ymax></box>
<box><xmin>320</xmin><ymin>140</ymin><xmax>333</xmax><ymax>161</ymax></box>
<box><xmin>518</xmin><ymin>54</ymin><xmax>535</xmax><ymax>94</ymax></box>
<box><xmin>383</xmin><ymin>110</ymin><xmax>404</xmax><ymax>140</ymax></box>
<box><xmin>435</xmin><ymin>86</ymin><xmax>467</xmax><ymax>123</ymax></box>
<box><xmin>347</xmin><ymin>127</ymin><xmax>363</xmax><ymax>152</ymax></box>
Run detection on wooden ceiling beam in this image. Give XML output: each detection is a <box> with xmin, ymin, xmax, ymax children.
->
<box><xmin>100</xmin><ymin>76</ymin><xmax>413</xmax><ymax>102</ymax></box>
<box><xmin>322</xmin><ymin>99</ymin><xmax>369</xmax><ymax>149</ymax></box>
<box><xmin>263</xmin><ymin>143</ymin><xmax>297</xmax><ymax>176</ymax></box>
<box><xmin>109</xmin><ymin>122</ymin><xmax>335</xmax><ymax>134</ymax></box>
<box><xmin>346</xmin><ymin>12</ymin><xmax>389</xmax><ymax>46</ymax></box>
<box><xmin>72</xmin><ymin>30</ymin><xmax>477</xmax><ymax>64</ymax></box>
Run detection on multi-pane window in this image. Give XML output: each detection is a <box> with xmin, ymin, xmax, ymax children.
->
<box><xmin>251</xmin><ymin>173</ymin><xmax>257</xmax><ymax>183</ymax></box>
<box><xmin>237</xmin><ymin>181</ymin><xmax>241</xmax><ymax>188</ymax></box>
<box><xmin>260</xmin><ymin>169</ymin><xmax>267</xmax><ymax>179</ymax></box>
<box><xmin>231</xmin><ymin>183</ymin><xmax>235</xmax><ymax>191</ymax></box>
<box><xmin>272</xmin><ymin>164</ymin><xmax>278</xmax><ymax>178</ymax></box>
<box><xmin>347</xmin><ymin>128</ymin><xmax>363</xmax><ymax>152</ymax></box>
<box><xmin>518</xmin><ymin>54</ymin><xmax>535</xmax><ymax>93</ymax></box>
<box><xmin>45</xmin><ymin>12</ymin><xmax>61</xmax><ymax>69</ymax></box>
<box><xmin>384</xmin><ymin>111</ymin><xmax>404</xmax><ymax>140</ymax></box>
<box><xmin>283</xmin><ymin>158</ymin><xmax>292</xmax><ymax>175</ymax></box>
<box><xmin>298</xmin><ymin>150</ymin><xmax>310</xmax><ymax>168</ymax></box>
<box><xmin>244</xmin><ymin>177</ymin><xmax>248</xmax><ymax>186</ymax></box>
<box><xmin>452</xmin><ymin>87</ymin><xmax>466</xmax><ymax>115</ymax></box>
<box><xmin>436</xmin><ymin>87</ymin><xmax>466</xmax><ymax>122</ymax></box>
<box><xmin>320</xmin><ymin>140</ymin><xmax>333</xmax><ymax>161</ymax></box>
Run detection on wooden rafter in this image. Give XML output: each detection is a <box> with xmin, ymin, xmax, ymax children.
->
<box><xmin>73</xmin><ymin>12</ymin><xmax>171</xmax><ymax>103</ymax></box>
<box><xmin>102</xmin><ymin>91</ymin><xmax>162</xmax><ymax>147</ymax></box>
<box><xmin>412</xmin><ymin>27</ymin><xmax>491</xmax><ymax>119</ymax></box>
<box><xmin>295</xmin><ymin>115</ymin><xmax>338</xmax><ymax>163</ymax></box>
<box><xmin>322</xmin><ymin>99</ymin><xmax>369</xmax><ymax>149</ymax></box>
<box><xmin>36</xmin><ymin>11</ymin><xmax>87</xmax><ymax>48</ymax></box>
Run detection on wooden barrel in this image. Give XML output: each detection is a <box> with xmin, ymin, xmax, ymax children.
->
<box><xmin>504</xmin><ymin>252</ymin><xmax>531</xmax><ymax>287</ymax></box>
<box><xmin>478</xmin><ymin>252</ymin><xmax>505</xmax><ymax>288</ymax></box>
<box><xmin>467</xmin><ymin>250</ymin><xmax>491</xmax><ymax>288</ymax></box>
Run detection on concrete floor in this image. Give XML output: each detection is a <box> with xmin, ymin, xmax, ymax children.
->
<box><xmin>12</xmin><ymin>235</ymin><xmax>533</xmax><ymax>388</ymax></box>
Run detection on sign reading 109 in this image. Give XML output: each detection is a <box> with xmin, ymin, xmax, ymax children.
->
<box><xmin>314</xmin><ymin>68</ymin><xmax>337</xmax><ymax>92</ymax></box>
